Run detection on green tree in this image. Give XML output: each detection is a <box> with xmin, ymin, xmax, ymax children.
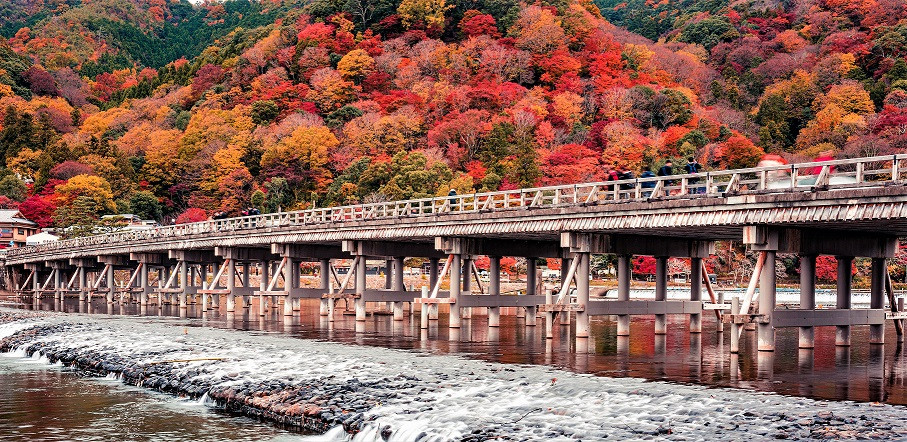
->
<box><xmin>129</xmin><ymin>190</ymin><xmax>162</xmax><ymax>221</ymax></box>
<box><xmin>250</xmin><ymin>100</ymin><xmax>279</xmax><ymax>125</ymax></box>
<box><xmin>0</xmin><ymin>174</ymin><xmax>26</xmax><ymax>201</ymax></box>
<box><xmin>53</xmin><ymin>195</ymin><xmax>100</xmax><ymax>238</ymax></box>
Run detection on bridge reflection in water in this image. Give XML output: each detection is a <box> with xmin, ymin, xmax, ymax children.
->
<box><xmin>25</xmin><ymin>296</ymin><xmax>907</xmax><ymax>406</ymax></box>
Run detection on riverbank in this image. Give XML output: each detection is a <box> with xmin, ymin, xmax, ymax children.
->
<box><xmin>1</xmin><ymin>309</ymin><xmax>906</xmax><ymax>440</ymax></box>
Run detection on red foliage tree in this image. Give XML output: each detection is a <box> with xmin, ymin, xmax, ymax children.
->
<box><xmin>18</xmin><ymin>195</ymin><xmax>56</xmax><ymax>228</ymax></box>
<box><xmin>50</xmin><ymin>161</ymin><xmax>93</xmax><ymax>180</ymax></box>
<box><xmin>22</xmin><ymin>66</ymin><xmax>58</xmax><ymax>96</ymax></box>
<box><xmin>175</xmin><ymin>208</ymin><xmax>208</xmax><ymax>224</ymax></box>
<box><xmin>633</xmin><ymin>256</ymin><xmax>657</xmax><ymax>275</ymax></box>
<box><xmin>460</xmin><ymin>11</ymin><xmax>501</xmax><ymax>38</ymax></box>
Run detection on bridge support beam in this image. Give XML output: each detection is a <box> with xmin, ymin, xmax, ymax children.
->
<box><xmin>655</xmin><ymin>256</ymin><xmax>668</xmax><ymax>335</ymax></box>
<box><xmin>690</xmin><ymin>257</ymin><xmax>702</xmax><ymax>333</ymax></box>
<box><xmin>393</xmin><ymin>256</ymin><xmax>405</xmax><ymax>321</ymax></box>
<box><xmin>525</xmin><ymin>258</ymin><xmax>538</xmax><ymax>326</ymax></box>
<box><xmin>561</xmin><ymin>233</ymin><xmax>592</xmax><ymax>340</ymax></box>
<box><xmin>758</xmin><ymin>250</ymin><xmax>777</xmax><ymax>351</ymax></box>
<box><xmin>319</xmin><ymin>259</ymin><xmax>331</xmax><ymax>316</ymax></box>
<box><xmin>799</xmin><ymin>254</ymin><xmax>816</xmax><ymax>348</ymax></box>
<box><xmin>284</xmin><ymin>257</ymin><xmax>296</xmax><ymax>317</ymax></box>
<box><xmin>460</xmin><ymin>256</ymin><xmax>471</xmax><ymax>320</ymax></box>
<box><xmin>617</xmin><ymin>255</ymin><xmax>631</xmax><ymax>336</ymax></box>
<box><xmin>836</xmin><ymin>256</ymin><xmax>853</xmax><ymax>346</ymax></box>
<box><xmin>870</xmin><ymin>257</ymin><xmax>886</xmax><ymax>344</ymax></box>
<box><xmin>259</xmin><ymin>260</ymin><xmax>269</xmax><ymax>315</ymax></box>
<box><xmin>488</xmin><ymin>257</ymin><xmax>501</xmax><ymax>327</ymax></box>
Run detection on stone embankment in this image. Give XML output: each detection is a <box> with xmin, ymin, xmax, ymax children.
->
<box><xmin>2</xmin><ymin>309</ymin><xmax>907</xmax><ymax>441</ymax></box>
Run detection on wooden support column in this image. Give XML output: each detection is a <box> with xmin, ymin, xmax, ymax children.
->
<box><xmin>179</xmin><ymin>260</ymin><xmax>189</xmax><ymax>308</ymax></box>
<box><xmin>355</xmin><ymin>254</ymin><xmax>367</xmax><ymax>321</ymax></box>
<box><xmin>525</xmin><ymin>258</ymin><xmax>538</xmax><ymax>326</ymax></box>
<box><xmin>448</xmin><ymin>255</ymin><xmax>462</xmax><ymax>328</ymax></box>
<box><xmin>460</xmin><ymin>256</ymin><xmax>472</xmax><ymax>319</ymax></box>
<box><xmin>226</xmin><ymin>259</ymin><xmax>237</xmax><ymax>312</ymax></box>
<box><xmin>393</xmin><ymin>256</ymin><xmax>405</xmax><ymax>321</ymax></box>
<box><xmin>32</xmin><ymin>267</ymin><xmax>40</xmax><ymax>304</ymax></box>
<box><xmin>53</xmin><ymin>267</ymin><xmax>62</xmax><ymax>302</ymax></box>
<box><xmin>488</xmin><ymin>256</ymin><xmax>501</xmax><ymax>327</ymax></box>
<box><xmin>284</xmin><ymin>257</ymin><xmax>295</xmax><ymax>317</ymax></box>
<box><xmin>559</xmin><ymin>257</ymin><xmax>571</xmax><ymax>325</ymax></box>
<box><xmin>689</xmin><ymin>257</ymin><xmax>702</xmax><ymax>333</ymax></box>
<box><xmin>575</xmin><ymin>251</ymin><xmax>590</xmax><ymax>339</ymax></box>
<box><xmin>758</xmin><ymin>250</ymin><xmax>776</xmax><ymax>351</ymax></box>
<box><xmin>799</xmin><ymin>254</ymin><xmax>816</xmax><ymax>349</ymax></box>
<box><xmin>617</xmin><ymin>254</ymin><xmax>632</xmax><ymax>336</ymax></box>
<box><xmin>259</xmin><ymin>260</ymin><xmax>269</xmax><ymax>316</ymax></box>
<box><xmin>140</xmin><ymin>263</ymin><xmax>149</xmax><ymax>307</ymax></box>
<box><xmin>655</xmin><ymin>256</ymin><xmax>668</xmax><ymax>335</ymax></box>
<box><xmin>429</xmin><ymin>258</ymin><xmax>439</xmax><ymax>289</ymax></box>
<box><xmin>319</xmin><ymin>259</ymin><xmax>331</xmax><ymax>316</ymax></box>
<box><xmin>870</xmin><ymin>257</ymin><xmax>886</xmax><ymax>344</ymax></box>
<box><xmin>384</xmin><ymin>259</ymin><xmax>393</xmax><ymax>289</ymax></box>
<box><xmin>836</xmin><ymin>256</ymin><xmax>853</xmax><ymax>346</ymax></box>
<box><xmin>242</xmin><ymin>262</ymin><xmax>250</xmax><ymax>287</ymax></box>
<box><xmin>78</xmin><ymin>266</ymin><xmax>88</xmax><ymax>302</ymax></box>
<box><xmin>107</xmin><ymin>264</ymin><xmax>115</xmax><ymax>304</ymax></box>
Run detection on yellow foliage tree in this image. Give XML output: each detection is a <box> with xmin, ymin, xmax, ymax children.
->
<box><xmin>54</xmin><ymin>174</ymin><xmax>116</xmax><ymax>213</ymax></box>
<box><xmin>7</xmin><ymin>148</ymin><xmax>44</xmax><ymax>181</ymax></box>
<box><xmin>337</xmin><ymin>49</ymin><xmax>376</xmax><ymax>81</ymax></box>
<box><xmin>397</xmin><ymin>0</ymin><xmax>450</xmax><ymax>28</ymax></box>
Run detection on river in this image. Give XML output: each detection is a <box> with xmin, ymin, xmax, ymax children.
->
<box><xmin>1</xmin><ymin>297</ymin><xmax>906</xmax><ymax>440</ymax></box>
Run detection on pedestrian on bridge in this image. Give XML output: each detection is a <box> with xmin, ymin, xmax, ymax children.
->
<box><xmin>684</xmin><ymin>157</ymin><xmax>702</xmax><ymax>194</ymax></box>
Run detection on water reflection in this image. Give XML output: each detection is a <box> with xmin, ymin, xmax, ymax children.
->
<box><xmin>9</xmin><ymin>296</ymin><xmax>907</xmax><ymax>405</ymax></box>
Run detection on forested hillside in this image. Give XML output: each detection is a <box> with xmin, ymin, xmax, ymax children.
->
<box><xmin>0</xmin><ymin>0</ymin><xmax>904</xmax><ymax>240</ymax></box>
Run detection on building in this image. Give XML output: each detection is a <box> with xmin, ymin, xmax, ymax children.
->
<box><xmin>0</xmin><ymin>210</ymin><xmax>38</xmax><ymax>248</ymax></box>
<box><xmin>25</xmin><ymin>231</ymin><xmax>59</xmax><ymax>246</ymax></box>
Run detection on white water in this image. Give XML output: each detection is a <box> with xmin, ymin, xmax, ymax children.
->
<box><xmin>2</xmin><ymin>313</ymin><xmax>905</xmax><ymax>441</ymax></box>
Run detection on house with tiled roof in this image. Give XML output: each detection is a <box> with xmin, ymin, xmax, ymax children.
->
<box><xmin>0</xmin><ymin>210</ymin><xmax>38</xmax><ymax>248</ymax></box>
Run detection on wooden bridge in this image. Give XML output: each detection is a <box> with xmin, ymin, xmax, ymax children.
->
<box><xmin>7</xmin><ymin>155</ymin><xmax>907</xmax><ymax>352</ymax></box>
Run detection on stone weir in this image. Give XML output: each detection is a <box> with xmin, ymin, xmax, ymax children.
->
<box><xmin>0</xmin><ymin>323</ymin><xmax>390</xmax><ymax>438</ymax></box>
<box><xmin>2</xmin><ymin>310</ymin><xmax>907</xmax><ymax>441</ymax></box>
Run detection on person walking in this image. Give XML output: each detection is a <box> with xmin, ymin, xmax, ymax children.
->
<box><xmin>657</xmin><ymin>160</ymin><xmax>674</xmax><ymax>177</ymax></box>
<box><xmin>640</xmin><ymin>169</ymin><xmax>656</xmax><ymax>197</ymax></box>
<box><xmin>447</xmin><ymin>189</ymin><xmax>458</xmax><ymax>210</ymax></box>
<box><xmin>657</xmin><ymin>160</ymin><xmax>675</xmax><ymax>195</ymax></box>
<box><xmin>684</xmin><ymin>157</ymin><xmax>702</xmax><ymax>194</ymax></box>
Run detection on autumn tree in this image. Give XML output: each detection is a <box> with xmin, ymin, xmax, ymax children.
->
<box><xmin>261</xmin><ymin>123</ymin><xmax>336</xmax><ymax>202</ymax></box>
<box><xmin>397</xmin><ymin>0</ymin><xmax>449</xmax><ymax>29</ymax></box>
<box><xmin>337</xmin><ymin>49</ymin><xmax>376</xmax><ymax>82</ymax></box>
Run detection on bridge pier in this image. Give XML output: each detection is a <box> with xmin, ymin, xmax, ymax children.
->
<box><xmin>654</xmin><ymin>256</ymin><xmax>667</xmax><ymax>335</ymax></box>
<box><xmin>259</xmin><ymin>260</ymin><xmax>269</xmax><ymax>315</ymax></box>
<box><xmin>525</xmin><ymin>258</ymin><xmax>538</xmax><ymax>326</ymax></box>
<box><xmin>690</xmin><ymin>257</ymin><xmax>702</xmax><ymax>333</ymax></box>
<box><xmin>459</xmin><ymin>256</ymin><xmax>470</xmax><ymax>320</ymax></box>
<box><xmin>392</xmin><ymin>256</ymin><xmax>405</xmax><ymax>321</ymax></box>
<box><xmin>836</xmin><ymin>256</ymin><xmax>853</xmax><ymax>347</ymax></box>
<box><xmin>870</xmin><ymin>257</ymin><xmax>886</xmax><ymax>344</ymax></box>
<box><xmin>758</xmin><ymin>250</ymin><xmax>776</xmax><ymax>351</ymax></box>
<box><xmin>319</xmin><ymin>259</ymin><xmax>331</xmax><ymax>316</ymax></box>
<box><xmin>799</xmin><ymin>254</ymin><xmax>816</xmax><ymax>349</ymax></box>
<box><xmin>617</xmin><ymin>255</ymin><xmax>631</xmax><ymax>336</ymax></box>
<box><xmin>488</xmin><ymin>257</ymin><xmax>501</xmax><ymax>327</ymax></box>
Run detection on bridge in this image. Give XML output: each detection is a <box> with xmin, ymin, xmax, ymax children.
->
<box><xmin>6</xmin><ymin>155</ymin><xmax>907</xmax><ymax>353</ymax></box>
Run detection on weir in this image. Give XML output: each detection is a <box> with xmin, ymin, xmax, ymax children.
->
<box><xmin>7</xmin><ymin>155</ymin><xmax>907</xmax><ymax>354</ymax></box>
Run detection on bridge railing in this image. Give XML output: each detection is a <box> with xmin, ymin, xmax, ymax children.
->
<box><xmin>9</xmin><ymin>154</ymin><xmax>907</xmax><ymax>259</ymax></box>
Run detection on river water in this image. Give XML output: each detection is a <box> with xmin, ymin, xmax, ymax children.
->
<box><xmin>0</xmin><ymin>346</ymin><xmax>303</xmax><ymax>441</ymax></box>
<box><xmin>2</xmin><ymin>297</ymin><xmax>906</xmax><ymax>439</ymax></box>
